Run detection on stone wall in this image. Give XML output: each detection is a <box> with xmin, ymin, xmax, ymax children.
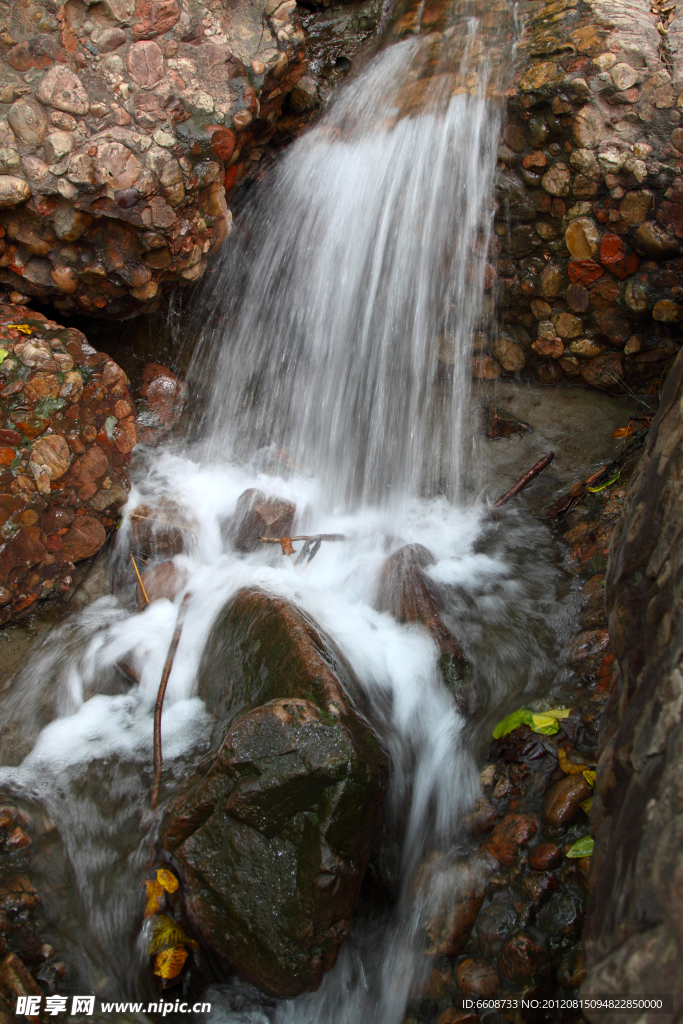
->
<box><xmin>0</xmin><ymin>0</ymin><xmax>312</xmax><ymax>317</ymax></box>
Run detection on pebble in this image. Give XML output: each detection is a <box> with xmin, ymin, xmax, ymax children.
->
<box><xmin>541</xmin><ymin>775</ymin><xmax>592</xmax><ymax>827</ymax></box>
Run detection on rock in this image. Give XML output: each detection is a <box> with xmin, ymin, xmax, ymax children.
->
<box><xmin>482</xmin><ymin>814</ymin><xmax>537</xmax><ymax>866</ymax></box>
<box><xmin>0</xmin><ymin>177</ymin><xmax>31</xmax><ymax>209</ymax></box>
<box><xmin>472</xmin><ymin>356</ymin><xmax>502</xmax><ymax>380</ymax></box>
<box><xmin>454</xmin><ymin>958</ymin><xmax>501</xmax><ymax>997</ymax></box>
<box><xmin>565</xmin><ymin>217</ymin><xmax>599</xmax><ymax>258</ymax></box>
<box><xmin>498</xmin><ymin>931</ymin><xmax>549</xmax><ymax>980</ymax></box>
<box><xmin>557</xmin><ymin>945</ymin><xmax>586</xmax><ymax>988</ymax></box>
<box><xmin>161</xmin><ymin>588</ymin><xmax>387</xmax><ymax>998</ymax></box>
<box><xmin>0</xmin><ymin>0</ymin><xmax>311</xmax><ymax>317</ymax></box>
<box><xmin>230</xmin><ymin>488</ymin><xmax>295</xmax><ymax>552</ymax></box>
<box><xmin>541</xmin><ymin>164</ymin><xmax>571</xmax><ymax>197</ymax></box>
<box><xmin>532</xmin><ymin>337</ymin><xmax>564</xmax><ymax>359</ymax></box>
<box><xmin>541</xmin><ymin>775</ymin><xmax>592</xmax><ymax>828</ymax></box>
<box><xmin>537</xmin><ymin>894</ymin><xmax>581</xmax><ymax>936</ymax></box>
<box><xmin>599</xmin><ymin>234</ymin><xmax>639</xmax><ymax>280</ymax></box>
<box><xmin>134</xmin><ymin>363</ymin><xmax>188</xmax><ymax>443</ymax></box>
<box><xmin>375</xmin><ymin>544</ymin><xmax>468</xmax><ymax>696</ymax></box>
<box><xmin>580</xmin><ymin>352</ymin><xmax>623</xmax><ymax>390</ymax></box>
<box><xmin>0</xmin><ymin>303</ymin><xmax>132</xmax><ymax>623</ymax></box>
<box><xmin>128</xmin><ymin>500</ymin><xmax>196</xmax><ymax>556</ymax></box>
<box><xmin>426</xmin><ymin>870</ymin><xmax>486</xmax><ymax>957</ymax></box>
<box><xmin>476</xmin><ymin>893</ymin><xmax>518</xmax><ymax>958</ymax></box>
<box><xmin>491</xmin><ymin>336</ymin><xmax>525</xmax><ymax>372</ymax></box>
<box><xmin>136</xmin><ymin>559</ymin><xmax>189</xmax><ymax>610</ymax></box>
<box><xmin>435</xmin><ymin>1011</ymin><xmax>479</xmax><ymax>1024</ymax></box>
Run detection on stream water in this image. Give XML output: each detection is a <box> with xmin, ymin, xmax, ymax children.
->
<box><xmin>0</xmin><ymin>8</ymin><xmax>585</xmax><ymax>1024</ymax></box>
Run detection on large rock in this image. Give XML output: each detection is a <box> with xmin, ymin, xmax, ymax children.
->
<box><xmin>0</xmin><ymin>0</ymin><xmax>314</xmax><ymax>317</ymax></box>
<box><xmin>0</xmin><ymin>302</ymin><xmax>133</xmax><ymax>622</ymax></box>
<box><xmin>582</xmin><ymin>347</ymin><xmax>683</xmax><ymax>1016</ymax></box>
<box><xmin>161</xmin><ymin>588</ymin><xmax>387</xmax><ymax>998</ymax></box>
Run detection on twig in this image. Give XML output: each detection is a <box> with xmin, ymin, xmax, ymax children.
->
<box><xmin>151</xmin><ymin>593</ymin><xmax>191</xmax><ymax>808</ymax></box>
<box><xmin>131</xmin><ymin>553</ymin><xmax>149</xmax><ymax>605</ymax></box>
<box><xmin>493</xmin><ymin>452</ymin><xmax>555</xmax><ymax>508</ymax></box>
<box><xmin>258</xmin><ymin>534</ymin><xmax>346</xmax><ymax>543</ymax></box>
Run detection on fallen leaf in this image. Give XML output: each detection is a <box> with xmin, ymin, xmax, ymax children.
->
<box><xmin>6</xmin><ymin>324</ymin><xmax>33</xmax><ymax>334</ymax></box>
<box><xmin>588</xmin><ymin>470</ymin><xmax>620</xmax><ymax>493</ymax></box>
<box><xmin>154</xmin><ymin>945</ymin><xmax>188</xmax><ymax>980</ymax></box>
<box><xmin>492</xmin><ymin>706</ymin><xmax>570</xmax><ymax>739</ymax></box>
<box><xmin>580</xmin><ymin>796</ymin><xmax>593</xmax><ymax>814</ymax></box>
<box><xmin>566</xmin><ymin>835</ymin><xmax>594</xmax><ymax>858</ymax></box>
<box><xmin>583</xmin><ymin>769</ymin><xmax>596</xmax><ymax>787</ymax></box>
<box><xmin>280</xmin><ymin>537</ymin><xmax>295</xmax><ymax>556</ymax></box>
<box><xmin>612</xmin><ymin>424</ymin><xmax>633</xmax><ymax>438</ymax></box>
<box><xmin>144</xmin><ymin>879</ymin><xmax>164</xmax><ymax>918</ymax></box>
<box><xmin>149</xmin><ymin>914</ymin><xmax>191</xmax><ymax>956</ymax></box>
<box><xmin>0</xmin><ymin>348</ymin><xmax>7</xmax><ymax>365</ymax></box>
<box><xmin>558</xmin><ymin>747</ymin><xmax>589</xmax><ymax>775</ymax></box>
<box><xmin>156</xmin><ymin>868</ymin><xmax>179</xmax><ymax>894</ymax></box>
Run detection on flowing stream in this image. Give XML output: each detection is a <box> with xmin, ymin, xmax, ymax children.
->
<box><xmin>0</xmin><ymin>8</ymin><xmax>583</xmax><ymax>1024</ymax></box>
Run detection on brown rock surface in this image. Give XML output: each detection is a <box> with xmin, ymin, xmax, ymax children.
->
<box><xmin>0</xmin><ymin>302</ymin><xmax>133</xmax><ymax>622</ymax></box>
<box><xmin>583</xmin><ymin>347</ymin><xmax>683</xmax><ymax>1014</ymax></box>
<box><xmin>0</xmin><ymin>0</ymin><xmax>314</xmax><ymax>317</ymax></box>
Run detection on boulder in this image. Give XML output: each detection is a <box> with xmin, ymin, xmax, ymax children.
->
<box><xmin>230</xmin><ymin>488</ymin><xmax>295</xmax><ymax>552</ymax></box>
<box><xmin>134</xmin><ymin>362</ymin><xmax>188</xmax><ymax>443</ymax></box>
<box><xmin>161</xmin><ymin>588</ymin><xmax>387</xmax><ymax>998</ymax></box>
<box><xmin>0</xmin><ymin>302</ymin><xmax>133</xmax><ymax>623</ymax></box>
<box><xmin>0</xmin><ymin>0</ymin><xmax>314</xmax><ymax>317</ymax></box>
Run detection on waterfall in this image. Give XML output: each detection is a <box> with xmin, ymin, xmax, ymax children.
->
<box><xmin>0</xmin><ymin>6</ymin><xmax>583</xmax><ymax>1023</ymax></box>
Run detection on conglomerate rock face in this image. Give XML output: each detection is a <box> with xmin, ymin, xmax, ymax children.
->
<box><xmin>0</xmin><ymin>301</ymin><xmax>133</xmax><ymax>622</ymax></box>
<box><xmin>0</xmin><ymin>0</ymin><xmax>312</xmax><ymax>317</ymax></box>
<box><xmin>583</xmin><ymin>346</ymin><xmax>683</xmax><ymax>1014</ymax></box>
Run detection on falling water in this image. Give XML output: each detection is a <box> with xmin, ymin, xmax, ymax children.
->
<box><xmin>0</xmin><ymin>5</ymin><xmax>583</xmax><ymax>1024</ymax></box>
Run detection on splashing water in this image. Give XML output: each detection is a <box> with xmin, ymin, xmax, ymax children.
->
<box><xmin>0</xmin><ymin>10</ymin><xmax>581</xmax><ymax>1024</ymax></box>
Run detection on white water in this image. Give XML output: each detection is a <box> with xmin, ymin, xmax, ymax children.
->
<box><xmin>0</xmin><ymin>11</ymin><xmax>581</xmax><ymax>1023</ymax></box>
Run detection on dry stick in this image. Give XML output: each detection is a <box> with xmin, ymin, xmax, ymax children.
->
<box><xmin>151</xmin><ymin>592</ymin><xmax>191</xmax><ymax>808</ymax></box>
<box><xmin>493</xmin><ymin>452</ymin><xmax>555</xmax><ymax>508</ymax></box>
<box><xmin>258</xmin><ymin>534</ymin><xmax>346</xmax><ymax>543</ymax></box>
<box><xmin>131</xmin><ymin>553</ymin><xmax>150</xmax><ymax>605</ymax></box>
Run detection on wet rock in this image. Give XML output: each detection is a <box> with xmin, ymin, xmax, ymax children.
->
<box><xmin>476</xmin><ymin>893</ymin><xmax>518</xmax><ymax>958</ymax></box>
<box><xmin>528</xmin><ymin>842</ymin><xmax>561</xmax><ymax>871</ymax></box>
<box><xmin>230</xmin><ymin>488</ymin><xmax>296</xmax><ymax>553</ymax></box>
<box><xmin>376</xmin><ymin>544</ymin><xmax>468</xmax><ymax>698</ymax></box>
<box><xmin>136</xmin><ymin>559</ymin><xmax>189</xmax><ymax>610</ymax></box>
<box><xmin>426</xmin><ymin>871</ymin><xmax>487</xmax><ymax>957</ymax></box>
<box><xmin>0</xmin><ymin>302</ymin><xmax>132</xmax><ymax>622</ymax></box>
<box><xmin>498</xmin><ymin>930</ymin><xmax>549</xmax><ymax>980</ymax></box>
<box><xmin>455</xmin><ymin>957</ymin><xmax>501</xmax><ymax>997</ymax></box>
<box><xmin>557</xmin><ymin>944</ymin><xmax>586</xmax><ymax>988</ymax></box>
<box><xmin>162</xmin><ymin>588</ymin><xmax>387</xmax><ymax>998</ymax></box>
<box><xmin>541</xmin><ymin>775</ymin><xmax>592</xmax><ymax>828</ymax></box>
<box><xmin>435</xmin><ymin>1011</ymin><xmax>479</xmax><ymax>1024</ymax></box>
<box><xmin>487</xmin><ymin>407</ymin><xmax>530</xmax><ymax>439</ymax></box>
<box><xmin>537</xmin><ymin>895</ymin><xmax>581</xmax><ymax>937</ymax></box>
<box><xmin>491</xmin><ymin>336</ymin><xmax>525</xmax><ymax>372</ymax></box>
<box><xmin>482</xmin><ymin>814</ymin><xmax>538</xmax><ymax>867</ymax></box>
<box><xmin>134</xmin><ymin>363</ymin><xmax>188</xmax><ymax>444</ymax></box>
<box><xmin>128</xmin><ymin>499</ymin><xmax>196</xmax><ymax>557</ymax></box>
<box><xmin>579</xmin><ymin>352</ymin><xmax>623</xmax><ymax>390</ymax></box>
<box><xmin>472</xmin><ymin>356</ymin><xmax>502</xmax><ymax>380</ymax></box>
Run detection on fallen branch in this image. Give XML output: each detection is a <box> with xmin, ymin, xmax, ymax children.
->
<box><xmin>258</xmin><ymin>534</ymin><xmax>347</xmax><ymax>543</ymax></box>
<box><xmin>259</xmin><ymin>533</ymin><xmax>346</xmax><ymax>564</ymax></box>
<box><xmin>151</xmin><ymin>592</ymin><xmax>191</xmax><ymax>808</ymax></box>
<box><xmin>131</xmin><ymin>553</ymin><xmax>149</xmax><ymax>604</ymax></box>
<box><xmin>493</xmin><ymin>452</ymin><xmax>555</xmax><ymax>508</ymax></box>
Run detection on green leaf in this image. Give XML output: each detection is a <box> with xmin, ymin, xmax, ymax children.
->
<box><xmin>492</xmin><ymin>706</ymin><xmax>570</xmax><ymax>739</ymax></box>
<box><xmin>0</xmin><ymin>348</ymin><xmax>8</xmax><ymax>365</ymax></box>
<box><xmin>566</xmin><ymin>835</ymin><xmax>594</xmax><ymax>858</ymax></box>
<box><xmin>492</xmin><ymin>709</ymin><xmax>535</xmax><ymax>739</ymax></box>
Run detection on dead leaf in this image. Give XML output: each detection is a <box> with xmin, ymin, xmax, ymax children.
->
<box><xmin>156</xmin><ymin>868</ymin><xmax>179</xmax><ymax>894</ymax></box>
<box><xmin>558</xmin><ymin>747</ymin><xmax>589</xmax><ymax>775</ymax></box>
<box><xmin>144</xmin><ymin>879</ymin><xmax>164</xmax><ymax>918</ymax></box>
<box><xmin>154</xmin><ymin>945</ymin><xmax>188</xmax><ymax>980</ymax></box>
<box><xmin>280</xmin><ymin>537</ymin><xmax>295</xmax><ymax>556</ymax></box>
<box><xmin>6</xmin><ymin>324</ymin><xmax>33</xmax><ymax>334</ymax></box>
<box><xmin>149</xmin><ymin>914</ymin><xmax>190</xmax><ymax>956</ymax></box>
<box><xmin>612</xmin><ymin>424</ymin><xmax>634</xmax><ymax>438</ymax></box>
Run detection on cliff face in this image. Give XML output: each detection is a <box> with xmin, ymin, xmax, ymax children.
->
<box><xmin>0</xmin><ymin>0</ymin><xmax>312</xmax><ymax>317</ymax></box>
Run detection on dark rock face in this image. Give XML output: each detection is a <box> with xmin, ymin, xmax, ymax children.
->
<box><xmin>583</xmin><ymin>347</ymin><xmax>683</xmax><ymax>1012</ymax></box>
<box><xmin>161</xmin><ymin>588</ymin><xmax>387</xmax><ymax>998</ymax></box>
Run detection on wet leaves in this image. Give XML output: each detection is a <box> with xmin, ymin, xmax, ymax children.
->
<box><xmin>566</xmin><ymin>835</ymin><xmax>594</xmax><ymax>858</ymax></box>
<box><xmin>492</xmin><ymin>707</ymin><xmax>570</xmax><ymax>739</ymax></box>
<box><xmin>154</xmin><ymin>945</ymin><xmax>188</xmax><ymax>980</ymax></box>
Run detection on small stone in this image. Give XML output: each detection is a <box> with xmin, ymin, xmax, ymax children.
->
<box><xmin>533</xmin><ymin>336</ymin><xmax>564</xmax><ymax>358</ymax></box>
<box><xmin>537</xmin><ymin>320</ymin><xmax>557</xmax><ymax>340</ymax></box>
<box><xmin>619</xmin><ymin>190</ymin><xmax>652</xmax><ymax>225</ymax></box>
<box><xmin>61</xmin><ymin>516</ymin><xmax>106</xmax><ymax>561</ymax></box>
<box><xmin>540</xmin><ymin>264</ymin><xmax>563</xmax><ymax>299</ymax></box>
<box><xmin>570</xmin><ymin>339</ymin><xmax>603</xmax><ymax>358</ymax></box>
<box><xmin>599</xmin><ymin>233</ymin><xmax>639</xmax><ymax>279</ymax></box>
<box><xmin>523</xmin><ymin>151</ymin><xmax>547</xmax><ymax>170</ymax></box>
<box><xmin>491</xmin><ymin>336</ymin><xmax>525</xmax><ymax>372</ymax></box>
<box><xmin>565</xmin><ymin>217</ymin><xmax>599</xmax><ymax>258</ymax></box>
<box><xmin>537</xmin><ymin>360</ymin><xmax>565</xmax><ymax>385</ymax></box>
<box><xmin>8</xmin><ymin>96</ymin><xmax>48</xmax><ymax>147</ymax></box>
<box><xmin>36</xmin><ymin>66</ymin><xmax>89</xmax><ymax>116</ymax></box>
<box><xmin>528</xmin><ymin>842</ymin><xmax>561</xmax><ymax>871</ymax></box>
<box><xmin>541</xmin><ymin>163</ymin><xmax>571</xmax><ymax>197</ymax></box>
<box><xmin>542</xmin><ymin>775</ymin><xmax>592</xmax><ymax>827</ymax></box>
<box><xmin>232</xmin><ymin>110</ymin><xmax>253</xmax><ymax>132</ymax></box>
<box><xmin>530</xmin><ymin>299</ymin><xmax>552</xmax><ymax>319</ymax></box>
<box><xmin>569</xmin><ymin>149</ymin><xmax>601</xmax><ymax>179</ymax></box>
<box><xmin>454</xmin><ymin>958</ymin><xmax>501</xmax><ymax>997</ymax></box>
<box><xmin>43</xmin><ymin>131</ymin><xmax>74</xmax><ymax>167</ymax></box>
<box><xmin>553</xmin><ymin>312</ymin><xmax>582</xmax><ymax>339</ymax></box>
<box><xmin>572</xmin><ymin>106</ymin><xmax>604</xmax><ymax>148</ymax></box>
<box><xmin>135</xmin><ymin>362</ymin><xmax>188</xmax><ymax>443</ymax></box>
<box><xmin>624</xmin><ymin>335</ymin><xmax>641</xmax><ymax>355</ymax></box>
<box><xmin>96</xmin><ymin>27</ymin><xmax>127</xmax><ymax>52</ymax></box>
<box><xmin>0</xmin><ymin>175</ymin><xmax>31</xmax><ymax>208</ymax></box>
<box><xmin>568</xmin><ymin>259</ymin><xmax>603</xmax><ymax>284</ymax></box>
<box><xmin>671</xmin><ymin>128</ymin><xmax>683</xmax><ymax>154</ymax></box>
<box><xmin>643</xmin><ymin>70</ymin><xmax>674</xmax><ymax>108</ymax></box>
<box><xmin>472</xmin><ymin>356</ymin><xmax>501</xmax><ymax>380</ymax></box>
<box><xmin>567</xmin><ymin>282</ymin><xmax>589</xmax><ymax>312</ymax></box>
<box><xmin>482</xmin><ymin>813</ymin><xmax>537</xmax><ymax>866</ymax></box>
<box><xmin>610</xmin><ymin>63</ymin><xmax>640</xmax><ymax>91</ymax></box>
<box><xmin>29</xmin><ymin>434</ymin><xmax>70</xmax><ymax>493</ymax></box>
<box><xmin>635</xmin><ymin>222</ymin><xmax>678</xmax><ymax>256</ymax></box>
<box><xmin>519</xmin><ymin>62</ymin><xmax>559</xmax><ymax>92</ymax></box>
<box><xmin>94</xmin><ymin>143</ymin><xmax>142</xmax><ymax>190</ymax></box>
<box><xmin>127</xmin><ymin>40</ymin><xmax>164</xmax><ymax>88</ymax></box>
<box><xmin>653</xmin><ymin>299</ymin><xmax>681</xmax><ymax>322</ymax></box>
<box><xmin>624</xmin><ymin>280</ymin><xmax>648</xmax><ymax>313</ymax></box>
<box><xmin>498</xmin><ymin>931</ymin><xmax>549</xmax><ymax>980</ymax></box>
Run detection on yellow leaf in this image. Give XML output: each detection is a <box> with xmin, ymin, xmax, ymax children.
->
<box><xmin>154</xmin><ymin>945</ymin><xmax>188</xmax><ymax>980</ymax></box>
<box><xmin>542</xmin><ymin>707</ymin><xmax>571</xmax><ymax>720</ymax></box>
<box><xmin>149</xmin><ymin>914</ymin><xmax>190</xmax><ymax>956</ymax></box>
<box><xmin>583</xmin><ymin>769</ymin><xmax>596</xmax><ymax>787</ymax></box>
<box><xmin>558</xmin><ymin>747</ymin><xmax>588</xmax><ymax>776</ymax></box>
<box><xmin>144</xmin><ymin>879</ymin><xmax>164</xmax><ymax>918</ymax></box>
<box><xmin>156</xmin><ymin>868</ymin><xmax>179</xmax><ymax>894</ymax></box>
<box><xmin>280</xmin><ymin>537</ymin><xmax>295</xmax><ymax>556</ymax></box>
<box><xmin>6</xmin><ymin>324</ymin><xmax>33</xmax><ymax>334</ymax></box>
<box><xmin>580</xmin><ymin>796</ymin><xmax>593</xmax><ymax>814</ymax></box>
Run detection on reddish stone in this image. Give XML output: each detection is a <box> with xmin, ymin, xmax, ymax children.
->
<box><xmin>568</xmin><ymin>259</ymin><xmax>604</xmax><ymax>284</ymax></box>
<box><xmin>133</xmin><ymin>0</ymin><xmax>180</xmax><ymax>39</ymax></box>
<box><xmin>599</xmin><ymin>233</ymin><xmax>640</xmax><ymax>280</ymax></box>
<box><xmin>580</xmin><ymin>352</ymin><xmax>623</xmax><ymax>390</ymax></box>
<box><xmin>523</xmin><ymin>150</ymin><xmax>547</xmax><ymax>170</ymax></box>
<box><xmin>537</xmin><ymin>361</ymin><xmax>565</xmax><ymax>385</ymax></box>
<box><xmin>0</xmin><ymin>448</ymin><xmax>14</xmax><ymax>466</ymax></box>
<box><xmin>482</xmin><ymin>813</ymin><xmax>537</xmax><ymax>866</ymax></box>
<box><xmin>136</xmin><ymin>560</ymin><xmax>189</xmax><ymax>610</ymax></box>
<box><xmin>427</xmin><ymin>882</ymin><xmax>485</xmax><ymax>957</ymax></box>
<box><xmin>0</xmin><ymin>495</ymin><xmax>25</xmax><ymax>527</ymax></box>
<box><xmin>135</xmin><ymin>363</ymin><xmax>188</xmax><ymax>443</ymax></box>
<box><xmin>599</xmin><ymin>311</ymin><xmax>631</xmax><ymax>346</ymax></box>
<box><xmin>521</xmin><ymin>870</ymin><xmax>558</xmax><ymax>903</ymax></box>
<box><xmin>114</xmin><ymin>417</ymin><xmax>137</xmax><ymax>454</ymax></box>
<box><xmin>567</xmin><ymin>282</ymin><xmax>589</xmax><ymax>312</ymax></box>
<box><xmin>211</xmin><ymin>128</ymin><xmax>237</xmax><ymax>162</ymax></box>
<box><xmin>0</xmin><ymin>430</ymin><xmax>20</xmax><ymax>446</ymax></box>
<box><xmin>45</xmin><ymin>535</ymin><xmax>63</xmax><ymax>553</ymax></box>
<box><xmin>12</xmin><ymin>527</ymin><xmax>47</xmax><ymax>565</ymax></box>
<box><xmin>69</xmin><ymin>446</ymin><xmax>109</xmax><ymax>488</ymax></box>
<box><xmin>61</xmin><ymin>516</ymin><xmax>106</xmax><ymax>561</ymax></box>
<box><xmin>6</xmin><ymin>37</ymin><xmax>54</xmax><ymax>72</ymax></box>
<box><xmin>532</xmin><ymin>337</ymin><xmax>564</xmax><ymax>358</ymax></box>
<box><xmin>232</xmin><ymin>489</ymin><xmax>296</xmax><ymax>552</ymax></box>
<box><xmin>528</xmin><ymin>842</ymin><xmax>561</xmax><ymax>870</ymax></box>
<box><xmin>472</xmin><ymin>356</ymin><xmax>502</xmax><ymax>380</ymax></box>
<box><xmin>41</xmin><ymin>506</ymin><xmax>75</xmax><ymax>533</ymax></box>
